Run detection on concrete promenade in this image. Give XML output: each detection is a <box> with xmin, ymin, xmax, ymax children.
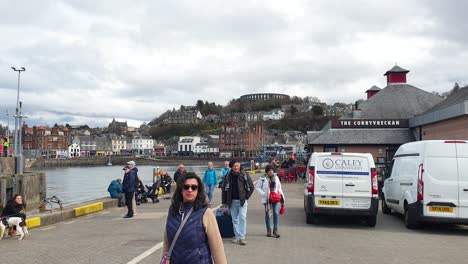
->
<box><xmin>2</xmin><ymin>172</ymin><xmax>468</xmax><ymax>264</ymax></box>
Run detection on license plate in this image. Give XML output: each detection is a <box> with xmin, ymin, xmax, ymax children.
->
<box><xmin>429</xmin><ymin>206</ymin><xmax>454</xmax><ymax>213</ymax></box>
<box><xmin>318</xmin><ymin>200</ymin><xmax>340</xmax><ymax>206</ymax></box>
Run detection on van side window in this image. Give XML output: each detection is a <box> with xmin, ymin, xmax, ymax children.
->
<box><xmin>385</xmin><ymin>159</ymin><xmax>395</xmax><ymax>179</ymax></box>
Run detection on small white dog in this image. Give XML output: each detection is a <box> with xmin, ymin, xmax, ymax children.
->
<box><xmin>0</xmin><ymin>217</ymin><xmax>28</xmax><ymax>240</ymax></box>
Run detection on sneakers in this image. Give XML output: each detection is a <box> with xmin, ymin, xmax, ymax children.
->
<box><xmin>232</xmin><ymin>237</ymin><xmax>246</xmax><ymax>245</ymax></box>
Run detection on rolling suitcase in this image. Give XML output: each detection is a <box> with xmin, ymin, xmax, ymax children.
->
<box><xmin>216</xmin><ymin>207</ymin><xmax>235</xmax><ymax>238</ymax></box>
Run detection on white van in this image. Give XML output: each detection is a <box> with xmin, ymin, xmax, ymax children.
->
<box><xmin>304</xmin><ymin>152</ymin><xmax>379</xmax><ymax>226</ymax></box>
<box><xmin>382</xmin><ymin>140</ymin><xmax>468</xmax><ymax>228</ymax></box>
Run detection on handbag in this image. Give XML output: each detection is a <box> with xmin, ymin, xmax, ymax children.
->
<box><xmin>280</xmin><ymin>204</ymin><xmax>285</xmax><ymax>215</ymax></box>
<box><xmin>160</xmin><ymin>207</ymin><xmax>194</xmax><ymax>264</ymax></box>
<box><xmin>269</xmin><ymin>191</ymin><xmax>282</xmax><ymax>204</ymax></box>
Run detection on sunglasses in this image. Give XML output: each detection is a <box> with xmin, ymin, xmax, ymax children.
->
<box><xmin>183</xmin><ymin>184</ymin><xmax>199</xmax><ymax>191</ymax></box>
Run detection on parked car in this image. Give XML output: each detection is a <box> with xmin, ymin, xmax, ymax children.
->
<box><xmin>382</xmin><ymin>140</ymin><xmax>468</xmax><ymax>228</ymax></box>
<box><xmin>304</xmin><ymin>152</ymin><xmax>379</xmax><ymax>226</ymax></box>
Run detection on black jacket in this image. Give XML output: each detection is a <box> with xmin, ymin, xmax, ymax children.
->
<box><xmin>1</xmin><ymin>202</ymin><xmax>26</xmax><ymax>219</ymax></box>
<box><xmin>222</xmin><ymin>170</ymin><xmax>254</xmax><ymax>206</ymax></box>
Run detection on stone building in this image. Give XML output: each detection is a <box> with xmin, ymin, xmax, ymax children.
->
<box><xmin>410</xmin><ymin>86</ymin><xmax>468</xmax><ymax>140</ymax></box>
<box><xmin>164</xmin><ymin>107</ymin><xmax>203</xmax><ymax>124</ymax></box>
<box><xmin>307</xmin><ymin>65</ymin><xmax>444</xmax><ymax>169</ymax></box>
<box><xmin>240</xmin><ymin>93</ymin><xmax>290</xmax><ymax>102</ymax></box>
<box><xmin>219</xmin><ymin>124</ymin><xmax>265</xmax><ymax>158</ymax></box>
<box><xmin>107</xmin><ymin>118</ymin><xmax>128</xmax><ymax>136</ymax></box>
<box><xmin>22</xmin><ymin>125</ymin><xmax>70</xmax><ymax>158</ymax></box>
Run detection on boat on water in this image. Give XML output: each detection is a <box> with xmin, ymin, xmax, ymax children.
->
<box><xmin>107</xmin><ymin>155</ymin><xmax>112</xmax><ymax>166</ymax></box>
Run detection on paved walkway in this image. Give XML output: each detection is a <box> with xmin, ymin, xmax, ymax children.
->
<box><xmin>0</xmin><ymin>173</ymin><xmax>266</xmax><ymax>264</ymax></box>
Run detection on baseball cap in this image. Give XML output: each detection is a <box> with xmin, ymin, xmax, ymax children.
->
<box><xmin>127</xmin><ymin>161</ymin><xmax>136</xmax><ymax>166</ymax></box>
<box><xmin>122</xmin><ymin>166</ymin><xmax>129</xmax><ymax>170</ymax></box>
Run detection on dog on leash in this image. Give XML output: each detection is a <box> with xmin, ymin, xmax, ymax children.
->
<box><xmin>0</xmin><ymin>217</ymin><xmax>28</xmax><ymax>240</ymax></box>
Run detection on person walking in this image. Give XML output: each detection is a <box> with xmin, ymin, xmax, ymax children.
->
<box><xmin>173</xmin><ymin>164</ymin><xmax>187</xmax><ymax>185</ymax></box>
<box><xmin>122</xmin><ymin>166</ymin><xmax>136</xmax><ymax>218</ymax></box>
<box><xmin>203</xmin><ymin>162</ymin><xmax>218</xmax><ymax>206</ymax></box>
<box><xmin>220</xmin><ymin>161</ymin><xmax>230</xmax><ymax>181</ymax></box>
<box><xmin>162</xmin><ymin>172</ymin><xmax>227</xmax><ymax>264</ymax></box>
<box><xmin>255</xmin><ymin>164</ymin><xmax>285</xmax><ymax>238</ymax></box>
<box><xmin>221</xmin><ymin>161</ymin><xmax>254</xmax><ymax>246</ymax></box>
<box><xmin>107</xmin><ymin>178</ymin><xmax>125</xmax><ymax>207</ymax></box>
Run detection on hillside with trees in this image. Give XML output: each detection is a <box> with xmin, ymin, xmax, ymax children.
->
<box><xmin>146</xmin><ymin>96</ymin><xmax>340</xmax><ymax>139</ymax></box>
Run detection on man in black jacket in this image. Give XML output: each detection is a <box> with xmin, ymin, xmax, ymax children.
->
<box><xmin>222</xmin><ymin>161</ymin><xmax>254</xmax><ymax>246</ymax></box>
<box><xmin>122</xmin><ymin>166</ymin><xmax>136</xmax><ymax>218</ymax></box>
<box><xmin>173</xmin><ymin>164</ymin><xmax>186</xmax><ymax>186</ymax></box>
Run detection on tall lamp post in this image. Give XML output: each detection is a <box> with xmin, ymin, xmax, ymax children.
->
<box><xmin>11</xmin><ymin>66</ymin><xmax>26</xmax><ymax>174</ymax></box>
<box><xmin>6</xmin><ymin>109</ymin><xmax>9</xmax><ymax>137</ymax></box>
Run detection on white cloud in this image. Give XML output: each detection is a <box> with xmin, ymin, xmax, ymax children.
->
<box><xmin>0</xmin><ymin>0</ymin><xmax>466</xmax><ymax>128</ymax></box>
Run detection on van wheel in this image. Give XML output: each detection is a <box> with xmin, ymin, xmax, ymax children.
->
<box><xmin>306</xmin><ymin>213</ymin><xmax>320</xmax><ymax>225</ymax></box>
<box><xmin>382</xmin><ymin>197</ymin><xmax>391</xmax><ymax>214</ymax></box>
<box><xmin>306</xmin><ymin>212</ymin><xmax>314</xmax><ymax>224</ymax></box>
<box><xmin>366</xmin><ymin>215</ymin><xmax>377</xmax><ymax>227</ymax></box>
<box><xmin>404</xmin><ymin>206</ymin><xmax>418</xmax><ymax>229</ymax></box>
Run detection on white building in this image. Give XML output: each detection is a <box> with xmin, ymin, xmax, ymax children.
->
<box><xmin>263</xmin><ymin>109</ymin><xmax>285</xmax><ymax>120</ymax></box>
<box><xmin>111</xmin><ymin>136</ymin><xmax>127</xmax><ymax>154</ymax></box>
<box><xmin>132</xmin><ymin>137</ymin><xmax>154</xmax><ymax>155</ymax></box>
<box><xmin>284</xmin><ymin>131</ymin><xmax>306</xmax><ymax>144</ymax></box>
<box><xmin>178</xmin><ymin>136</ymin><xmax>202</xmax><ymax>155</ymax></box>
<box><xmin>68</xmin><ymin>143</ymin><xmax>80</xmax><ymax>158</ymax></box>
<box><xmin>208</xmin><ymin>143</ymin><xmax>219</xmax><ymax>155</ymax></box>
<box><xmin>194</xmin><ymin>142</ymin><xmax>209</xmax><ymax>155</ymax></box>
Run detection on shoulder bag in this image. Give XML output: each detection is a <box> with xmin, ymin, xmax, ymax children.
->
<box><xmin>160</xmin><ymin>207</ymin><xmax>194</xmax><ymax>264</ymax></box>
<box><xmin>268</xmin><ymin>179</ymin><xmax>282</xmax><ymax>204</ymax></box>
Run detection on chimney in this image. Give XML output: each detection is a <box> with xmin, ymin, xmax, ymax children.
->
<box><xmin>384</xmin><ymin>65</ymin><xmax>410</xmax><ymax>85</ymax></box>
<box><xmin>353</xmin><ymin>101</ymin><xmax>361</xmax><ymax>118</ymax></box>
<box><xmin>365</xmin><ymin>85</ymin><xmax>381</xmax><ymax>99</ymax></box>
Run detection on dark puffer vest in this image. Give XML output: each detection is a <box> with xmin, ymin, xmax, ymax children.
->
<box><xmin>166</xmin><ymin>203</ymin><xmax>211</xmax><ymax>264</ymax></box>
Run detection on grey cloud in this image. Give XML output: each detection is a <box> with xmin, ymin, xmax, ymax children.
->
<box><xmin>1</xmin><ymin>0</ymin><xmax>466</xmax><ymax>128</ymax></box>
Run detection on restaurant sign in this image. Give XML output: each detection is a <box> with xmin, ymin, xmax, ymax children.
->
<box><xmin>331</xmin><ymin>119</ymin><xmax>409</xmax><ymax>128</ymax></box>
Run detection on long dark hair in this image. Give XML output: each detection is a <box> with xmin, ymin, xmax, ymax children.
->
<box><xmin>9</xmin><ymin>194</ymin><xmax>26</xmax><ymax>209</ymax></box>
<box><xmin>170</xmin><ymin>172</ymin><xmax>207</xmax><ymax>216</ymax></box>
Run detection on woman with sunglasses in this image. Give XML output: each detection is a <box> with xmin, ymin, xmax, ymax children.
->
<box><xmin>162</xmin><ymin>172</ymin><xmax>227</xmax><ymax>264</ymax></box>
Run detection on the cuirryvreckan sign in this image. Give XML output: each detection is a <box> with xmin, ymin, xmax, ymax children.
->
<box><xmin>331</xmin><ymin>119</ymin><xmax>409</xmax><ymax>128</ymax></box>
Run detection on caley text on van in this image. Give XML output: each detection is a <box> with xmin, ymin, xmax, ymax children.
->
<box><xmin>324</xmin><ymin>159</ymin><xmax>363</xmax><ymax>170</ymax></box>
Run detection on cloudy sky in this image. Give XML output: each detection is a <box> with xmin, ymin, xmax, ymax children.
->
<box><xmin>0</xmin><ymin>0</ymin><xmax>467</xmax><ymax>128</ymax></box>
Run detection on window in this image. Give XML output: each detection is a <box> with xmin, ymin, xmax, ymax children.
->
<box><xmin>323</xmin><ymin>145</ymin><xmax>337</xmax><ymax>152</ymax></box>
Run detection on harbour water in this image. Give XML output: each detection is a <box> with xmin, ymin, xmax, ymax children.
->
<box><xmin>33</xmin><ymin>165</ymin><xmax>219</xmax><ymax>206</ymax></box>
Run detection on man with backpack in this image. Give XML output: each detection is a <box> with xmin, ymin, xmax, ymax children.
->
<box><xmin>221</xmin><ymin>160</ymin><xmax>254</xmax><ymax>246</ymax></box>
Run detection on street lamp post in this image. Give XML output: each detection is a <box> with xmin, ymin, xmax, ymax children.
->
<box><xmin>6</xmin><ymin>109</ymin><xmax>9</xmax><ymax>137</ymax></box>
<box><xmin>11</xmin><ymin>66</ymin><xmax>26</xmax><ymax>174</ymax></box>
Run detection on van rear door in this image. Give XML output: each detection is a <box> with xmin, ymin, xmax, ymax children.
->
<box><xmin>423</xmin><ymin>142</ymin><xmax>458</xmax><ymax>218</ymax></box>
<box><xmin>341</xmin><ymin>154</ymin><xmax>372</xmax><ymax>210</ymax></box>
<box><xmin>456</xmin><ymin>141</ymin><xmax>468</xmax><ymax>218</ymax></box>
<box><xmin>314</xmin><ymin>153</ymin><xmax>343</xmax><ymax>209</ymax></box>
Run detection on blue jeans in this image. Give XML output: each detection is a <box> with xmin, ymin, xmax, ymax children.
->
<box><xmin>230</xmin><ymin>199</ymin><xmax>248</xmax><ymax>240</ymax></box>
<box><xmin>265</xmin><ymin>203</ymin><xmax>280</xmax><ymax>231</ymax></box>
<box><xmin>206</xmin><ymin>184</ymin><xmax>215</xmax><ymax>202</ymax></box>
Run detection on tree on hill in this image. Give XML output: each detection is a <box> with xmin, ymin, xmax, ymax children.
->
<box><xmin>311</xmin><ymin>105</ymin><xmax>324</xmax><ymax>116</ymax></box>
<box><xmin>290</xmin><ymin>105</ymin><xmax>298</xmax><ymax>115</ymax></box>
<box><xmin>148</xmin><ymin>123</ymin><xmax>222</xmax><ymax>139</ymax></box>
